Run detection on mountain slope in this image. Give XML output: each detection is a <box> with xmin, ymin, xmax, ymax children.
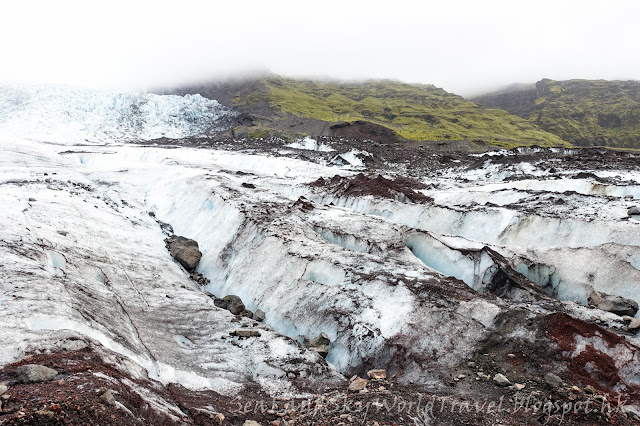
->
<box><xmin>171</xmin><ymin>76</ymin><xmax>569</xmax><ymax>148</ymax></box>
<box><xmin>473</xmin><ymin>79</ymin><xmax>640</xmax><ymax>148</ymax></box>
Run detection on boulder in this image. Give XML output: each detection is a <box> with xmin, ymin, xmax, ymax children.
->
<box><xmin>309</xmin><ymin>332</ymin><xmax>330</xmax><ymax>358</ymax></box>
<box><xmin>169</xmin><ymin>236</ymin><xmax>202</xmax><ymax>271</ymax></box>
<box><xmin>231</xmin><ymin>329</ymin><xmax>261</xmax><ymax>338</ymax></box>
<box><xmin>100</xmin><ymin>390</ymin><xmax>116</xmax><ymax>406</ymax></box>
<box><xmin>15</xmin><ymin>364</ymin><xmax>58</xmax><ymax>383</ymax></box>
<box><xmin>628</xmin><ymin>206</ymin><xmax>640</xmax><ymax>217</ymax></box>
<box><xmin>253</xmin><ymin>309</ymin><xmax>266</xmax><ymax>322</ymax></box>
<box><xmin>587</xmin><ymin>291</ymin><xmax>639</xmax><ymax>317</ymax></box>
<box><xmin>240</xmin><ymin>309</ymin><xmax>253</xmax><ymax>318</ymax></box>
<box><xmin>214</xmin><ymin>295</ymin><xmax>245</xmax><ymax>315</ymax></box>
<box><xmin>213</xmin><ymin>297</ymin><xmax>230</xmax><ymax>310</ymax></box>
<box><xmin>348</xmin><ymin>377</ymin><xmax>367</xmax><ymax>392</ymax></box>
<box><xmin>544</xmin><ymin>372</ymin><xmax>562</xmax><ymax>388</ymax></box>
<box><xmin>492</xmin><ymin>373</ymin><xmax>511</xmax><ymax>387</ymax></box>
<box><xmin>629</xmin><ymin>318</ymin><xmax>640</xmax><ymax>331</ymax></box>
<box><xmin>367</xmin><ymin>369</ymin><xmax>387</xmax><ymax>379</ymax></box>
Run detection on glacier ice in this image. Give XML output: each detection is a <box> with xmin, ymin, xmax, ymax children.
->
<box><xmin>0</xmin><ymin>138</ymin><xmax>343</xmax><ymax>396</ymax></box>
<box><xmin>1</xmin><ymin>138</ymin><xmax>503</xmax><ymax>384</ymax></box>
<box><xmin>286</xmin><ymin>136</ymin><xmax>335</xmax><ymax>152</ymax></box>
<box><xmin>3</xmin><ymin>124</ymin><xmax>640</xmax><ymax>409</ymax></box>
<box><xmin>0</xmin><ymin>85</ymin><xmax>232</xmax><ymax>144</ymax></box>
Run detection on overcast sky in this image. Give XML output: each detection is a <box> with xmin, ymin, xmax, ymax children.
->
<box><xmin>2</xmin><ymin>0</ymin><xmax>638</xmax><ymax>96</ymax></box>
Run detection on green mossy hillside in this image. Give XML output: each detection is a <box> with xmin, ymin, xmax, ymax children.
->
<box><xmin>474</xmin><ymin>79</ymin><xmax>640</xmax><ymax>148</ymax></box>
<box><xmin>232</xmin><ymin>77</ymin><xmax>568</xmax><ymax>147</ymax></box>
<box><xmin>530</xmin><ymin>79</ymin><xmax>640</xmax><ymax>148</ymax></box>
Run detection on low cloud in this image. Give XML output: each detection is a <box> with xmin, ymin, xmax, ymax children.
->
<box><xmin>2</xmin><ymin>0</ymin><xmax>638</xmax><ymax>95</ymax></box>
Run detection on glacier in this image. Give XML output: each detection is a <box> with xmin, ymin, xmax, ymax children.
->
<box><xmin>2</xmin><ymin>87</ymin><xmax>640</xmax><ymax>423</ymax></box>
<box><xmin>0</xmin><ymin>85</ymin><xmax>232</xmax><ymax>144</ymax></box>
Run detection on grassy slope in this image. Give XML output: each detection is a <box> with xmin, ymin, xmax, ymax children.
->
<box><xmin>233</xmin><ymin>77</ymin><xmax>569</xmax><ymax>148</ymax></box>
<box><xmin>530</xmin><ymin>79</ymin><xmax>640</xmax><ymax>148</ymax></box>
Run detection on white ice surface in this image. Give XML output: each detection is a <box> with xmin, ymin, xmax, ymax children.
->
<box><xmin>3</xmin><ymin>132</ymin><xmax>640</xmax><ymax>395</ymax></box>
<box><xmin>0</xmin><ymin>137</ymin><xmax>342</xmax><ymax>397</ymax></box>
<box><xmin>0</xmin><ymin>85</ymin><xmax>231</xmax><ymax>144</ymax></box>
<box><xmin>286</xmin><ymin>136</ymin><xmax>335</xmax><ymax>152</ymax></box>
<box><xmin>0</xmin><ymin>137</ymin><xmax>506</xmax><ymax>386</ymax></box>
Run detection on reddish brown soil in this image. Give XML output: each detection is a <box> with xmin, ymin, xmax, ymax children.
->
<box><xmin>546</xmin><ymin>312</ymin><xmax>640</xmax><ymax>401</ymax></box>
<box><xmin>0</xmin><ymin>348</ymin><xmax>263</xmax><ymax>425</ymax></box>
<box><xmin>310</xmin><ymin>173</ymin><xmax>433</xmax><ymax>203</ymax></box>
<box><xmin>1</xmin><ymin>342</ymin><xmax>638</xmax><ymax>425</ymax></box>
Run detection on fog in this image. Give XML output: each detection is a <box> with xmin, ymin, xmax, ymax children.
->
<box><xmin>2</xmin><ymin>0</ymin><xmax>639</xmax><ymax>96</ymax></box>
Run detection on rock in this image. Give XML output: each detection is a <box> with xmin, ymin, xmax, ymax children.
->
<box><xmin>240</xmin><ymin>309</ymin><xmax>254</xmax><ymax>318</ymax></box>
<box><xmin>628</xmin><ymin>206</ymin><xmax>640</xmax><ymax>216</ymax></box>
<box><xmin>100</xmin><ymin>390</ymin><xmax>116</xmax><ymax>406</ymax></box>
<box><xmin>28</xmin><ymin>198</ymin><xmax>36</xmax><ymax>202</ymax></box>
<box><xmin>513</xmin><ymin>383</ymin><xmax>526</xmax><ymax>391</ymax></box>
<box><xmin>214</xmin><ymin>297</ymin><xmax>230</xmax><ymax>310</ymax></box>
<box><xmin>310</xmin><ymin>345</ymin><xmax>329</xmax><ymax>359</ymax></box>
<box><xmin>544</xmin><ymin>372</ymin><xmax>562</xmax><ymax>388</ymax></box>
<box><xmin>309</xmin><ymin>332</ymin><xmax>330</xmax><ymax>358</ymax></box>
<box><xmin>243</xmin><ymin>421</ymin><xmax>261</xmax><ymax>426</ymax></box>
<box><xmin>621</xmin><ymin>405</ymin><xmax>640</xmax><ymax>421</ymax></box>
<box><xmin>15</xmin><ymin>364</ymin><xmax>58</xmax><ymax>383</ymax></box>
<box><xmin>169</xmin><ymin>236</ymin><xmax>202</xmax><ymax>271</ymax></box>
<box><xmin>467</xmin><ymin>361</ymin><xmax>477</xmax><ymax>368</ymax></box>
<box><xmin>629</xmin><ymin>318</ymin><xmax>640</xmax><ymax>331</ymax></box>
<box><xmin>367</xmin><ymin>369</ymin><xmax>387</xmax><ymax>379</ymax></box>
<box><xmin>214</xmin><ymin>295</ymin><xmax>245</xmax><ymax>315</ymax></box>
<box><xmin>348</xmin><ymin>377</ymin><xmax>367</xmax><ymax>392</ymax></box>
<box><xmin>493</xmin><ymin>373</ymin><xmax>511</xmax><ymax>387</ymax></box>
<box><xmin>0</xmin><ymin>383</ymin><xmax>7</xmax><ymax>394</ymax></box>
<box><xmin>587</xmin><ymin>291</ymin><xmax>639</xmax><ymax>317</ymax></box>
<box><xmin>224</xmin><ymin>296</ymin><xmax>245</xmax><ymax>315</ymax></box>
<box><xmin>253</xmin><ymin>309</ymin><xmax>266</xmax><ymax>322</ymax></box>
<box><xmin>231</xmin><ymin>329</ymin><xmax>261</xmax><ymax>338</ymax></box>
<box><xmin>312</xmin><ymin>332</ymin><xmax>330</xmax><ymax>345</ymax></box>
<box><xmin>241</xmin><ymin>183</ymin><xmax>256</xmax><ymax>189</ymax></box>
